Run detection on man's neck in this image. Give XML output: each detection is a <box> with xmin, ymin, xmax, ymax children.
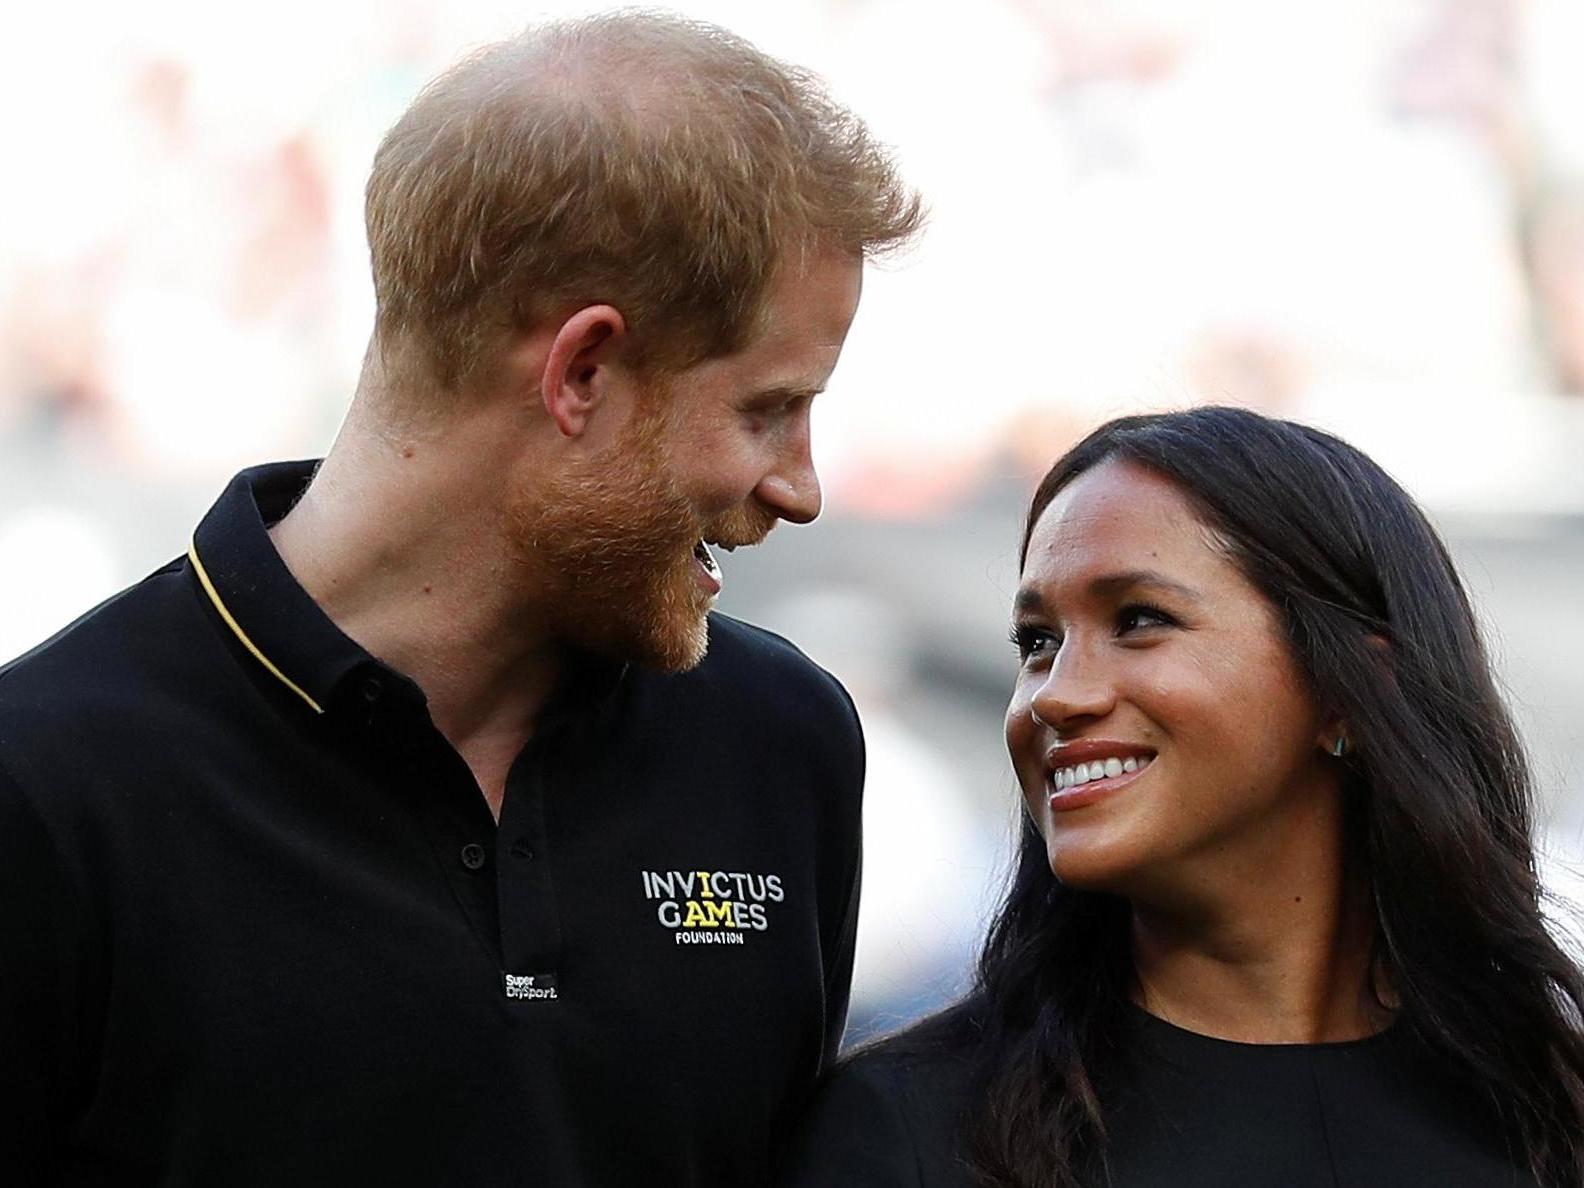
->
<box><xmin>267</xmin><ymin>406</ymin><xmax>564</xmax><ymax>811</ymax></box>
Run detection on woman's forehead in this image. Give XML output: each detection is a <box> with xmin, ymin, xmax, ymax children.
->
<box><xmin>1027</xmin><ymin>459</ymin><xmax>1209</xmax><ymax>565</ymax></box>
<box><xmin>1019</xmin><ymin>458</ymin><xmax>1273</xmax><ymax>626</ymax></box>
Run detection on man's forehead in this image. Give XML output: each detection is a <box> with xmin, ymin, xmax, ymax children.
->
<box><xmin>703</xmin><ymin>325</ymin><xmax>845</xmax><ymax>393</ymax></box>
<box><xmin>684</xmin><ymin>344</ymin><xmax>834</xmax><ymax>395</ymax></box>
<box><xmin>756</xmin><ymin>252</ymin><xmax>863</xmax><ymax>338</ymax></box>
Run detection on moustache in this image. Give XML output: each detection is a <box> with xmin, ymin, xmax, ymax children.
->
<box><xmin>701</xmin><ymin>506</ymin><xmax>778</xmax><ymax>550</ymax></box>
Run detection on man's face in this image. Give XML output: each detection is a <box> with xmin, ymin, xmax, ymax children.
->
<box><xmin>520</xmin><ymin>247</ymin><xmax>865</xmax><ymax>671</ymax></box>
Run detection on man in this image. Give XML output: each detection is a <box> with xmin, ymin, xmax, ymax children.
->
<box><xmin>0</xmin><ymin>13</ymin><xmax>921</xmax><ymax>1186</ymax></box>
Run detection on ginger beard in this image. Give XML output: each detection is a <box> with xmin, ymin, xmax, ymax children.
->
<box><xmin>512</xmin><ymin>394</ymin><xmax>775</xmax><ymax>673</ymax></box>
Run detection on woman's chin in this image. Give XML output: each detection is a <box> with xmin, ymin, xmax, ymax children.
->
<box><xmin>1046</xmin><ymin>840</ymin><xmax>1145</xmax><ymax>895</ymax></box>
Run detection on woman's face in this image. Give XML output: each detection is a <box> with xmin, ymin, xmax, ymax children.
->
<box><xmin>1004</xmin><ymin>457</ymin><xmax>1341</xmax><ymax>903</ymax></box>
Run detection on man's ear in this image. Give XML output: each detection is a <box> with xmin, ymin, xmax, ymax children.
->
<box><xmin>540</xmin><ymin>305</ymin><xmax>627</xmax><ymax>438</ymax></box>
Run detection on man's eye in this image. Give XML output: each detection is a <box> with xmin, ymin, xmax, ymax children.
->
<box><xmin>1009</xmin><ymin>624</ymin><xmax>1059</xmax><ymax>661</ymax></box>
<box><xmin>749</xmin><ymin>393</ymin><xmax>813</xmax><ymax>419</ymax></box>
<box><xmin>1116</xmin><ymin>604</ymin><xmax>1175</xmax><ymax>635</ymax></box>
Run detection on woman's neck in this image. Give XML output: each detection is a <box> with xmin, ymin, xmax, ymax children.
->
<box><xmin>1129</xmin><ymin>862</ymin><xmax>1391</xmax><ymax>1045</ymax></box>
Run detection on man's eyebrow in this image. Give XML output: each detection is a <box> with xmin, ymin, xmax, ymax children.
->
<box><xmin>1012</xmin><ymin>570</ymin><xmax>1201</xmax><ymax>617</ymax></box>
<box><xmin>754</xmin><ymin>384</ymin><xmax>825</xmax><ymax>401</ymax></box>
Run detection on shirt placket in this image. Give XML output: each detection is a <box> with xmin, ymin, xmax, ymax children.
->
<box><xmin>495</xmin><ymin>718</ymin><xmax>567</xmax><ymax>1000</ymax></box>
<box><xmin>362</xmin><ymin>678</ymin><xmax>506</xmax><ymax>972</ymax></box>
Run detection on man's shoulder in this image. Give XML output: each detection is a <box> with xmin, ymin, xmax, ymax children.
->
<box><xmin>625</xmin><ymin>612</ymin><xmax>864</xmax><ymax>796</ymax></box>
<box><xmin>639</xmin><ymin>614</ymin><xmax>868</xmax><ymax>734</ymax></box>
<box><xmin>684</xmin><ymin>611</ymin><xmax>859</xmax><ymax>724</ymax></box>
<box><xmin>701</xmin><ymin>611</ymin><xmax>828</xmax><ymax>671</ymax></box>
<box><xmin>0</xmin><ymin>556</ymin><xmax>199</xmax><ymax>732</ymax></box>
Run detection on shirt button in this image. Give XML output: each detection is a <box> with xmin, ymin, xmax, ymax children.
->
<box><xmin>509</xmin><ymin>839</ymin><xmax>534</xmax><ymax>860</ymax></box>
<box><xmin>460</xmin><ymin>843</ymin><xmax>488</xmax><ymax>871</ymax></box>
<box><xmin>359</xmin><ymin>674</ymin><xmax>384</xmax><ymax>703</ymax></box>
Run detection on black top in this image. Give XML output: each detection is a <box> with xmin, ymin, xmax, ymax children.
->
<box><xmin>781</xmin><ymin>1005</ymin><xmax>1539</xmax><ymax>1187</ymax></box>
<box><xmin>0</xmin><ymin>461</ymin><xmax>864</xmax><ymax>1187</ymax></box>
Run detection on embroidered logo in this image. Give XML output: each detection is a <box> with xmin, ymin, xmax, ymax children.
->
<box><xmin>642</xmin><ymin>869</ymin><xmax>784</xmax><ymax>946</ymax></box>
<box><xmin>503</xmin><ymin>972</ymin><xmax>558</xmax><ymax>1000</ymax></box>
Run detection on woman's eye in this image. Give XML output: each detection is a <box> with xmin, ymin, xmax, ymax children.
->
<box><xmin>1116</xmin><ymin>604</ymin><xmax>1175</xmax><ymax>635</ymax></box>
<box><xmin>1009</xmin><ymin>624</ymin><xmax>1059</xmax><ymax>661</ymax></box>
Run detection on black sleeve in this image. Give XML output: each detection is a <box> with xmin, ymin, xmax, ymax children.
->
<box><xmin>0</xmin><ymin>765</ymin><xmax>81</xmax><ymax>1185</ymax></box>
<box><xmin>777</xmin><ymin>1058</ymin><xmax>922</xmax><ymax>1188</ymax></box>
<box><xmin>819</xmin><ymin>688</ymin><xmax>865</xmax><ymax>1068</ymax></box>
<box><xmin>820</xmin><ymin>862</ymin><xmax>861</xmax><ymax>1069</ymax></box>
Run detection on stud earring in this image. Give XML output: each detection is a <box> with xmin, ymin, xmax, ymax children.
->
<box><xmin>1331</xmin><ymin>736</ymin><xmax>1348</xmax><ymax>758</ymax></box>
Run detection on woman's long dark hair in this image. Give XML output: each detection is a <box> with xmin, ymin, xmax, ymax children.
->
<box><xmin>953</xmin><ymin>406</ymin><xmax>1584</xmax><ymax>1187</ymax></box>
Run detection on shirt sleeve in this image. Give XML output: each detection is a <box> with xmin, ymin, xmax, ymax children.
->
<box><xmin>0</xmin><ymin>764</ymin><xmax>81</xmax><ymax>1184</ymax></box>
<box><xmin>819</xmin><ymin>687</ymin><xmax>866</xmax><ymax>1068</ymax></box>
<box><xmin>776</xmin><ymin>1058</ymin><xmax>923</xmax><ymax>1188</ymax></box>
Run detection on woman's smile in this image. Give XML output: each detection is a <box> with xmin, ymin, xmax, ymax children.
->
<box><xmin>1006</xmin><ymin>456</ymin><xmax>1338</xmax><ymax>899</ymax></box>
<box><xmin>1046</xmin><ymin>742</ymin><xmax>1156</xmax><ymax>809</ymax></box>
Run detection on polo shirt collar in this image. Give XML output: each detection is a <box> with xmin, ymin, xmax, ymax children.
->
<box><xmin>189</xmin><ymin>461</ymin><xmax>370</xmax><ymax>717</ymax></box>
<box><xmin>188</xmin><ymin>461</ymin><xmax>629</xmax><ymax>722</ymax></box>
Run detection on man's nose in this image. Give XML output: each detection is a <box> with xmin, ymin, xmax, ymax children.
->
<box><xmin>756</xmin><ymin>429</ymin><xmax>822</xmax><ymax>524</ymax></box>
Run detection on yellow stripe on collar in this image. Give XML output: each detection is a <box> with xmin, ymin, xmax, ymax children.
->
<box><xmin>188</xmin><ymin>539</ymin><xmax>324</xmax><ymax>715</ymax></box>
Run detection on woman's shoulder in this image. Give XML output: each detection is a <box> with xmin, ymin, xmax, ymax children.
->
<box><xmin>778</xmin><ymin>1008</ymin><xmax>982</xmax><ymax>1188</ymax></box>
<box><xmin>834</xmin><ymin>1017</ymin><xmax>979</xmax><ymax>1117</ymax></box>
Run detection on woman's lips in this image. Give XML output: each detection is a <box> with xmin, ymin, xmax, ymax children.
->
<box><xmin>1046</xmin><ymin>753</ymin><xmax>1154</xmax><ymax>812</ymax></box>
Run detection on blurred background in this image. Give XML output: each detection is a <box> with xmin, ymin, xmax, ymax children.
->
<box><xmin>4</xmin><ymin>0</ymin><xmax>1584</xmax><ymax>1042</ymax></box>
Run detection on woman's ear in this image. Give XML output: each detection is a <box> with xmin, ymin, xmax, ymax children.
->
<box><xmin>1317</xmin><ymin>635</ymin><xmax>1391</xmax><ymax>757</ymax></box>
<box><xmin>1319</xmin><ymin>729</ymin><xmax>1349</xmax><ymax>759</ymax></box>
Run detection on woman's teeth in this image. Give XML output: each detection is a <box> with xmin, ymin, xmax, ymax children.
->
<box><xmin>1052</xmin><ymin>755</ymin><xmax>1150</xmax><ymax>791</ymax></box>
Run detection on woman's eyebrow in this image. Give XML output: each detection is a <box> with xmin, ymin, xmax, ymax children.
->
<box><xmin>1088</xmin><ymin>570</ymin><xmax>1202</xmax><ymax>603</ymax></box>
<box><xmin>1012</xmin><ymin>587</ymin><xmax>1045</xmax><ymax>616</ymax></box>
<box><xmin>1013</xmin><ymin>571</ymin><xmax>1202</xmax><ymax>617</ymax></box>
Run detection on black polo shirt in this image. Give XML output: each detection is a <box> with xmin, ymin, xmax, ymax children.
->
<box><xmin>0</xmin><ymin>461</ymin><xmax>864</xmax><ymax>1187</ymax></box>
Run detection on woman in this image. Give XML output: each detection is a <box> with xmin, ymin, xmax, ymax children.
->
<box><xmin>781</xmin><ymin>407</ymin><xmax>1584</xmax><ymax>1187</ymax></box>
